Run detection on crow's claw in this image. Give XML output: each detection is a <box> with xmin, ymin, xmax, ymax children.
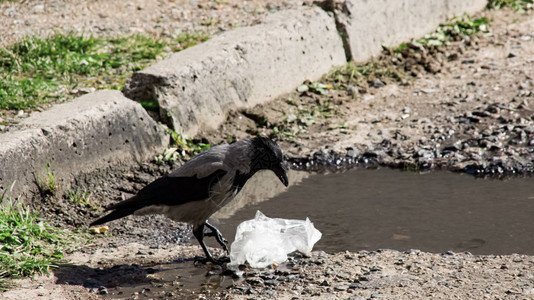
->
<box><xmin>205</xmin><ymin>221</ymin><xmax>230</xmax><ymax>254</ymax></box>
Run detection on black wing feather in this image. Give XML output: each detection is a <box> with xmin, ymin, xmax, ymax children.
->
<box><xmin>90</xmin><ymin>169</ymin><xmax>227</xmax><ymax>226</ymax></box>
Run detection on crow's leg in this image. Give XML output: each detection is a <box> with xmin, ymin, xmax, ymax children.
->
<box><xmin>193</xmin><ymin>223</ymin><xmax>215</xmax><ymax>262</ymax></box>
<box><xmin>204</xmin><ymin>221</ymin><xmax>229</xmax><ymax>254</ymax></box>
<box><xmin>193</xmin><ymin>223</ymin><xmax>229</xmax><ymax>264</ymax></box>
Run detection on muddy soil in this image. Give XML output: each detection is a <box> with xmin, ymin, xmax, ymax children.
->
<box><xmin>2</xmin><ymin>3</ymin><xmax>534</xmax><ymax>300</ymax></box>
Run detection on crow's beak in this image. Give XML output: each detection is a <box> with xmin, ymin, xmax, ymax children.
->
<box><xmin>274</xmin><ymin>162</ymin><xmax>289</xmax><ymax>187</ymax></box>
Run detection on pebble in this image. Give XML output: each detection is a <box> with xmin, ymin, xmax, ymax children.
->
<box><xmin>373</xmin><ymin>78</ymin><xmax>385</xmax><ymax>88</ymax></box>
<box><xmin>421</xmin><ymin>88</ymin><xmax>437</xmax><ymax>94</ymax></box>
<box><xmin>264</xmin><ymin>279</ymin><xmax>280</xmax><ymax>286</ymax></box>
<box><xmin>347</xmin><ymin>85</ymin><xmax>359</xmax><ymax>97</ymax></box>
<box><xmin>462</xmin><ymin>58</ymin><xmax>475</xmax><ymax>64</ymax></box>
<box><xmin>98</xmin><ymin>286</ymin><xmax>108</xmax><ymax>295</ymax></box>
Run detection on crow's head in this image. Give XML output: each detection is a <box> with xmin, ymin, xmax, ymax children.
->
<box><xmin>249</xmin><ymin>137</ymin><xmax>289</xmax><ymax>187</ymax></box>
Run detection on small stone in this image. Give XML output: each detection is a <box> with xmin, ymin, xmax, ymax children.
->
<box><xmin>334</xmin><ymin>285</ymin><xmax>348</xmax><ymax>291</ymax></box>
<box><xmin>319</xmin><ymin>280</ymin><xmax>330</xmax><ymax>286</ymax></box>
<box><xmin>407</xmin><ymin>249</ymin><xmax>421</xmax><ymax>255</ymax></box>
<box><xmin>421</xmin><ymin>88</ymin><xmax>437</xmax><ymax>94</ymax></box>
<box><xmin>297</xmin><ymin>84</ymin><xmax>309</xmax><ymax>93</ymax></box>
<box><xmin>373</xmin><ymin>78</ymin><xmax>385</xmax><ymax>88</ymax></box>
<box><xmin>32</xmin><ymin>4</ymin><xmax>45</xmax><ymax>13</ymax></box>
<box><xmin>461</xmin><ymin>58</ymin><xmax>475</xmax><ymax>64</ymax></box>
<box><xmin>98</xmin><ymin>286</ymin><xmax>108</xmax><ymax>295</ymax></box>
<box><xmin>347</xmin><ymin>84</ymin><xmax>359</xmax><ymax>97</ymax></box>
<box><xmin>447</xmin><ymin>53</ymin><xmax>459</xmax><ymax>61</ymax></box>
<box><xmin>519</xmin><ymin>81</ymin><xmax>530</xmax><ymax>90</ymax></box>
<box><xmin>264</xmin><ymin>279</ymin><xmax>280</xmax><ymax>286</ymax></box>
<box><xmin>137</xmin><ymin>250</ymin><xmax>148</xmax><ymax>255</ymax></box>
<box><xmin>348</xmin><ymin>283</ymin><xmax>361</xmax><ymax>289</ymax></box>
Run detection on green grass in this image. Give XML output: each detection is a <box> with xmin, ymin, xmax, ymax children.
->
<box><xmin>154</xmin><ymin>129</ymin><xmax>211</xmax><ymax>164</ymax></box>
<box><xmin>36</xmin><ymin>163</ymin><xmax>57</xmax><ymax>198</ymax></box>
<box><xmin>487</xmin><ymin>0</ymin><xmax>533</xmax><ymax>11</ymax></box>
<box><xmin>0</xmin><ymin>31</ymin><xmax>209</xmax><ymax>112</ymax></box>
<box><xmin>65</xmin><ymin>189</ymin><xmax>98</xmax><ymax>210</ymax></box>
<box><xmin>325</xmin><ymin>14</ymin><xmax>490</xmax><ymax>91</ymax></box>
<box><xmin>405</xmin><ymin>14</ymin><xmax>490</xmax><ymax>49</ymax></box>
<box><xmin>0</xmin><ymin>192</ymin><xmax>65</xmax><ymax>289</ymax></box>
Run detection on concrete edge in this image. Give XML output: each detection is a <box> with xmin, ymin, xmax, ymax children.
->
<box><xmin>0</xmin><ymin>90</ymin><xmax>168</xmax><ymax>199</ymax></box>
<box><xmin>334</xmin><ymin>0</ymin><xmax>488</xmax><ymax>62</ymax></box>
<box><xmin>123</xmin><ymin>6</ymin><xmax>347</xmax><ymax>137</ymax></box>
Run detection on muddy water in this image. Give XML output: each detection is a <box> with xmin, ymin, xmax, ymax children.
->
<box><xmin>103</xmin><ymin>168</ymin><xmax>534</xmax><ymax>298</ymax></box>
<box><xmin>215</xmin><ymin>168</ymin><xmax>534</xmax><ymax>255</ymax></box>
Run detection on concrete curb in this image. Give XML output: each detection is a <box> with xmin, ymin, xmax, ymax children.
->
<box><xmin>0</xmin><ymin>1</ymin><xmax>488</xmax><ymax>198</ymax></box>
<box><xmin>123</xmin><ymin>6</ymin><xmax>346</xmax><ymax>137</ymax></box>
<box><xmin>335</xmin><ymin>0</ymin><xmax>488</xmax><ymax>62</ymax></box>
<box><xmin>0</xmin><ymin>90</ymin><xmax>167</xmax><ymax>198</ymax></box>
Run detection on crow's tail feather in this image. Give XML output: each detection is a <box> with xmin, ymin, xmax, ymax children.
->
<box><xmin>89</xmin><ymin>207</ymin><xmax>137</xmax><ymax>227</ymax></box>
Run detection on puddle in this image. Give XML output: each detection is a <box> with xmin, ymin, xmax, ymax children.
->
<box><xmin>216</xmin><ymin>168</ymin><xmax>534</xmax><ymax>255</ymax></box>
<box><xmin>102</xmin><ymin>260</ymin><xmax>234</xmax><ymax>299</ymax></box>
<box><xmin>100</xmin><ymin>168</ymin><xmax>534</xmax><ymax>298</ymax></box>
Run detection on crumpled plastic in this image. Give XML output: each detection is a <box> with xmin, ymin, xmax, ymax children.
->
<box><xmin>229</xmin><ymin>210</ymin><xmax>322</xmax><ymax>268</ymax></box>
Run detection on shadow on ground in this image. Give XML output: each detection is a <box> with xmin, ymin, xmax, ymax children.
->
<box><xmin>53</xmin><ymin>259</ymin><xmax>232</xmax><ymax>298</ymax></box>
<box><xmin>54</xmin><ymin>263</ymin><xmax>153</xmax><ymax>288</ymax></box>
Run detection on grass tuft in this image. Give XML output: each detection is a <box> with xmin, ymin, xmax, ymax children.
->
<box><xmin>407</xmin><ymin>14</ymin><xmax>490</xmax><ymax>49</ymax></box>
<box><xmin>324</xmin><ymin>14</ymin><xmax>490</xmax><ymax>92</ymax></box>
<box><xmin>36</xmin><ymin>163</ymin><xmax>57</xmax><ymax>198</ymax></box>
<box><xmin>0</xmin><ymin>191</ymin><xmax>65</xmax><ymax>288</ymax></box>
<box><xmin>65</xmin><ymin>189</ymin><xmax>96</xmax><ymax>209</ymax></box>
<box><xmin>154</xmin><ymin>129</ymin><xmax>211</xmax><ymax>164</ymax></box>
<box><xmin>487</xmin><ymin>0</ymin><xmax>533</xmax><ymax>11</ymax></box>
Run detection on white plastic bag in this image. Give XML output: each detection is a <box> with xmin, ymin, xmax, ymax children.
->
<box><xmin>229</xmin><ymin>210</ymin><xmax>322</xmax><ymax>268</ymax></box>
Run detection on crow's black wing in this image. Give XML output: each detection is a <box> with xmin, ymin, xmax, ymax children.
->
<box><xmin>90</xmin><ymin>169</ymin><xmax>227</xmax><ymax>226</ymax></box>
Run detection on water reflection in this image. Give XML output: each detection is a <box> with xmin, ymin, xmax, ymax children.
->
<box><xmin>217</xmin><ymin>168</ymin><xmax>534</xmax><ymax>255</ymax></box>
<box><xmin>212</xmin><ymin>170</ymin><xmax>309</xmax><ymax>220</ymax></box>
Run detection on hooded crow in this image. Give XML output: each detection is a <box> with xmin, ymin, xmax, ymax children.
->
<box><xmin>90</xmin><ymin>137</ymin><xmax>289</xmax><ymax>263</ymax></box>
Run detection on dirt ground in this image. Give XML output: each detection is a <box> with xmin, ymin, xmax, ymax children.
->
<box><xmin>202</xmin><ymin>8</ymin><xmax>534</xmax><ymax>177</ymax></box>
<box><xmin>0</xmin><ymin>0</ymin><xmax>300</xmax><ymax>47</ymax></box>
<box><xmin>1</xmin><ymin>1</ymin><xmax>534</xmax><ymax>299</ymax></box>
